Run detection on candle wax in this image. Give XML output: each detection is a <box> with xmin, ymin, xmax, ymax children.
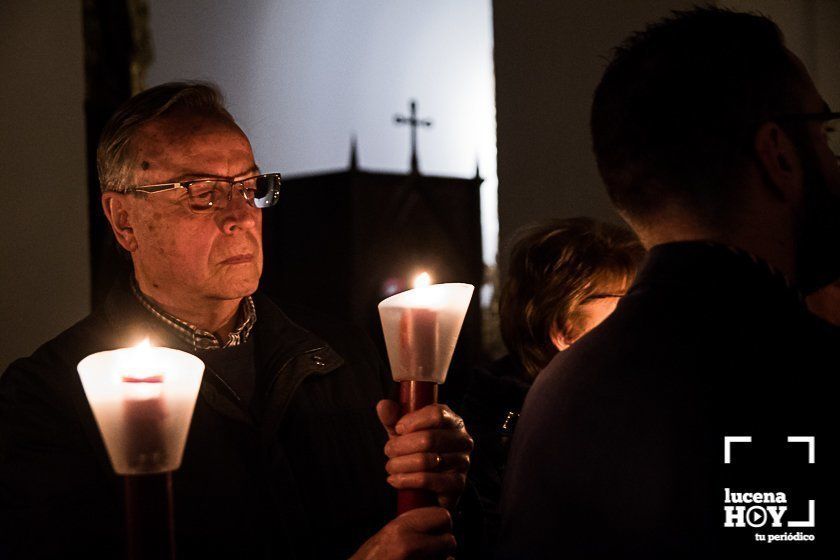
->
<box><xmin>122</xmin><ymin>374</ymin><xmax>169</xmax><ymax>472</ymax></box>
<box><xmin>399</xmin><ymin>307</ymin><xmax>440</xmax><ymax>378</ymax></box>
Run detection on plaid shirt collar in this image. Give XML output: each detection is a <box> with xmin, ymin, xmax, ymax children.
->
<box><xmin>131</xmin><ymin>277</ymin><xmax>256</xmax><ymax>351</ymax></box>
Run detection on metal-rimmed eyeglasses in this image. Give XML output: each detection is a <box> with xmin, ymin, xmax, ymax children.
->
<box><xmin>124</xmin><ymin>173</ymin><xmax>281</xmax><ymax>214</ymax></box>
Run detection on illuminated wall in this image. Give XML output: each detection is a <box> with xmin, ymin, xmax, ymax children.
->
<box><xmin>0</xmin><ymin>0</ymin><xmax>89</xmax><ymax>371</ymax></box>
<box><xmin>146</xmin><ymin>0</ymin><xmax>499</xmax><ymax>266</ymax></box>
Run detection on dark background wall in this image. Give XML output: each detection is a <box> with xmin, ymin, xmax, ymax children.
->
<box><xmin>493</xmin><ymin>0</ymin><xmax>840</xmax><ymax>278</ymax></box>
<box><xmin>495</xmin><ymin>0</ymin><xmax>691</xmax><ymax>274</ymax></box>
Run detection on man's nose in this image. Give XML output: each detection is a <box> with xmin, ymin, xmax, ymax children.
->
<box><xmin>217</xmin><ymin>187</ymin><xmax>257</xmax><ymax>233</ymax></box>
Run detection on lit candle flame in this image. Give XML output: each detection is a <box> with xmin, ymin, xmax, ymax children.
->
<box><xmin>124</xmin><ymin>337</ymin><xmax>160</xmax><ymax>383</ymax></box>
<box><xmin>414</xmin><ymin>272</ymin><xmax>432</xmax><ymax>289</ymax></box>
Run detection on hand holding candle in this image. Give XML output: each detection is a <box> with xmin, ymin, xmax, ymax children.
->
<box><xmin>378</xmin><ymin>400</ymin><xmax>473</xmax><ymax>511</ymax></box>
<box><xmin>378</xmin><ymin>273</ymin><xmax>474</xmax><ymax>514</ymax></box>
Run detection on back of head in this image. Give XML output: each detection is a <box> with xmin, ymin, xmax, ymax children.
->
<box><xmin>97</xmin><ymin>81</ymin><xmax>237</xmax><ymax>193</ymax></box>
<box><xmin>591</xmin><ymin>7</ymin><xmax>805</xmax><ymax>227</ymax></box>
<box><xmin>500</xmin><ymin>217</ymin><xmax>644</xmax><ymax>379</ymax></box>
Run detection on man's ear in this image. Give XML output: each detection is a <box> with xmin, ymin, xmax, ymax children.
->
<box><xmin>754</xmin><ymin>122</ymin><xmax>803</xmax><ymax>202</ymax></box>
<box><xmin>101</xmin><ymin>192</ymin><xmax>138</xmax><ymax>252</ymax></box>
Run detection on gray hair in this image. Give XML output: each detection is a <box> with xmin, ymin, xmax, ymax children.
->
<box><xmin>96</xmin><ymin>81</ymin><xmax>237</xmax><ymax>192</ymax></box>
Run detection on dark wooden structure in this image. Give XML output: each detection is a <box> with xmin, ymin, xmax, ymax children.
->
<box><xmin>261</xmin><ymin>147</ymin><xmax>484</xmax><ymax>394</ymax></box>
<box><xmin>84</xmin><ymin>0</ymin><xmax>151</xmax><ymax>308</ymax></box>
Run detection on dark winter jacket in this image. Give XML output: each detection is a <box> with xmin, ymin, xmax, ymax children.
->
<box><xmin>499</xmin><ymin>242</ymin><xmax>837</xmax><ymax>559</ymax></box>
<box><xmin>0</xmin><ymin>275</ymin><xmax>396</xmax><ymax>559</ymax></box>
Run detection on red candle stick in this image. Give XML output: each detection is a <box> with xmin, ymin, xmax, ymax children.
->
<box><xmin>397</xmin><ymin>305</ymin><xmax>441</xmax><ymax>513</ymax></box>
<box><xmin>124</xmin><ymin>472</ymin><xmax>176</xmax><ymax>560</ymax></box>
<box><xmin>122</xmin><ymin>374</ymin><xmax>168</xmax><ymax>472</ymax></box>
<box><xmin>397</xmin><ymin>380</ymin><xmax>439</xmax><ymax>513</ymax></box>
<box><xmin>121</xmin><ymin>373</ymin><xmax>175</xmax><ymax>559</ymax></box>
<box><xmin>399</xmin><ymin>307</ymin><xmax>439</xmax><ymax>377</ymax></box>
<box><xmin>77</xmin><ymin>340</ymin><xmax>204</xmax><ymax>560</ymax></box>
<box><xmin>380</xmin><ymin>274</ymin><xmax>474</xmax><ymax>515</ymax></box>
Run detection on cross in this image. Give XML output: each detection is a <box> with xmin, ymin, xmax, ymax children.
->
<box><xmin>394</xmin><ymin>100</ymin><xmax>432</xmax><ymax>174</ymax></box>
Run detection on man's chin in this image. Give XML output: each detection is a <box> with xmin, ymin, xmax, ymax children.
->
<box><xmin>211</xmin><ymin>271</ymin><xmax>261</xmax><ymax>300</ymax></box>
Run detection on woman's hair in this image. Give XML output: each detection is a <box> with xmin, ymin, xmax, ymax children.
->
<box><xmin>499</xmin><ymin>217</ymin><xmax>644</xmax><ymax>379</ymax></box>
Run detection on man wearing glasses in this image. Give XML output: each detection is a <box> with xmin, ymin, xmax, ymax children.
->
<box><xmin>500</xmin><ymin>7</ymin><xmax>839</xmax><ymax>559</ymax></box>
<box><xmin>0</xmin><ymin>82</ymin><xmax>469</xmax><ymax>559</ymax></box>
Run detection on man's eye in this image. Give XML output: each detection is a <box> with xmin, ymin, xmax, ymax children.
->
<box><xmin>189</xmin><ymin>182</ymin><xmax>217</xmax><ymax>200</ymax></box>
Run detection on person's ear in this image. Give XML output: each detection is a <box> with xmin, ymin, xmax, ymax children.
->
<box><xmin>101</xmin><ymin>192</ymin><xmax>138</xmax><ymax>252</ymax></box>
<box><xmin>754</xmin><ymin>122</ymin><xmax>803</xmax><ymax>202</ymax></box>
<box><xmin>549</xmin><ymin>321</ymin><xmax>572</xmax><ymax>351</ymax></box>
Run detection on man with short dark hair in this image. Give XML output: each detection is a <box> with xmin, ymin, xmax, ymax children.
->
<box><xmin>499</xmin><ymin>7</ymin><xmax>838</xmax><ymax>558</ymax></box>
<box><xmin>0</xmin><ymin>82</ymin><xmax>471</xmax><ymax>559</ymax></box>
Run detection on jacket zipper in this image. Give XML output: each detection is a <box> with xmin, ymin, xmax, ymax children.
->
<box><xmin>263</xmin><ymin>345</ymin><xmax>327</xmax><ymax>400</ymax></box>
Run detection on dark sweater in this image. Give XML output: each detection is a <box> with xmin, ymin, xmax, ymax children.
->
<box><xmin>196</xmin><ymin>336</ymin><xmax>257</xmax><ymax>414</ymax></box>
<box><xmin>457</xmin><ymin>354</ymin><xmax>531</xmax><ymax>558</ymax></box>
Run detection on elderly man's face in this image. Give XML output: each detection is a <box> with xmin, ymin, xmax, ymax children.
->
<box><xmin>123</xmin><ymin>115</ymin><xmax>263</xmax><ymax>307</ymax></box>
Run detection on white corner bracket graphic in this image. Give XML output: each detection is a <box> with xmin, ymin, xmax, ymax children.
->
<box><xmin>724</xmin><ymin>436</ymin><xmax>752</xmax><ymax>464</ymax></box>
<box><xmin>787</xmin><ymin>436</ymin><xmax>815</xmax><ymax>464</ymax></box>
<box><xmin>787</xmin><ymin>500</ymin><xmax>816</xmax><ymax>528</ymax></box>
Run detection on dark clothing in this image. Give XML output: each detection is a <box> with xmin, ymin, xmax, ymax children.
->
<box><xmin>458</xmin><ymin>355</ymin><xmax>531</xmax><ymax>557</ymax></box>
<box><xmin>195</xmin><ymin>337</ymin><xmax>258</xmax><ymax>410</ymax></box>
<box><xmin>0</xmin><ymin>276</ymin><xmax>396</xmax><ymax>559</ymax></box>
<box><xmin>499</xmin><ymin>242</ymin><xmax>837</xmax><ymax>559</ymax></box>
